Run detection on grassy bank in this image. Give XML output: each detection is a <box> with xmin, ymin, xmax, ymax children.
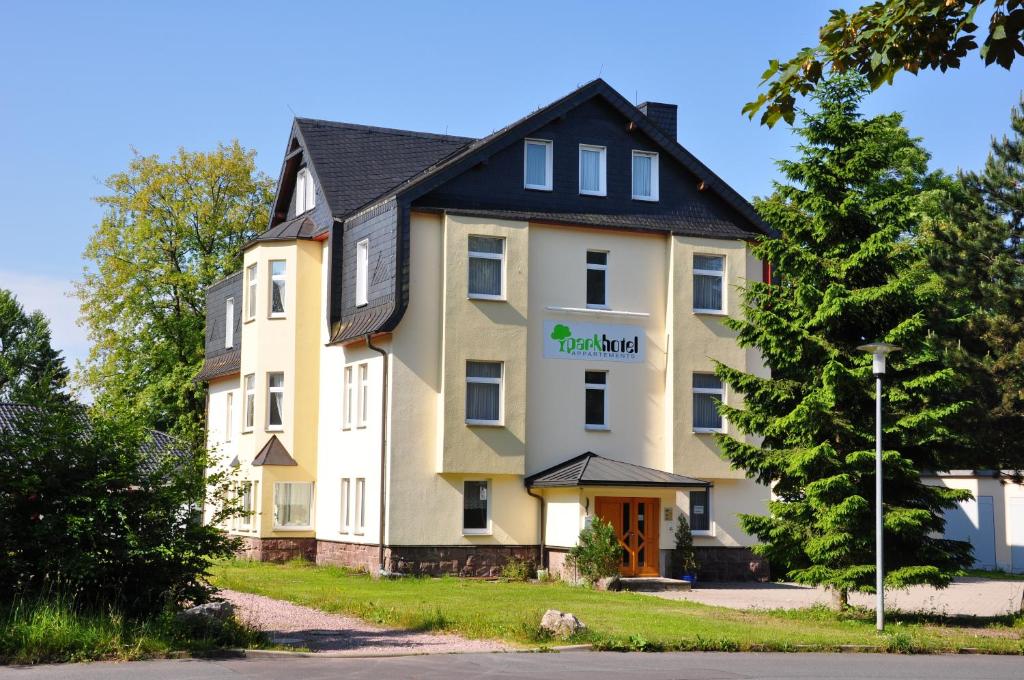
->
<box><xmin>0</xmin><ymin>594</ymin><xmax>267</xmax><ymax>665</ymax></box>
<box><xmin>211</xmin><ymin>559</ymin><xmax>1024</xmax><ymax>654</ymax></box>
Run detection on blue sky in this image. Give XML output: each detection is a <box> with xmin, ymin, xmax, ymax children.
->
<box><xmin>1</xmin><ymin>1</ymin><xmax>1020</xmax><ymax>368</ymax></box>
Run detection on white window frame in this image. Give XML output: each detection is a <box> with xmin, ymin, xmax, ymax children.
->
<box><xmin>273</xmin><ymin>481</ymin><xmax>314</xmax><ymax>531</ymax></box>
<box><xmin>467</xmin><ymin>236</ymin><xmax>506</xmax><ymax>301</ymax></box>
<box><xmin>693</xmin><ymin>254</ymin><xmax>726</xmax><ymax>314</ymax></box>
<box><xmin>586</xmin><ymin>250</ymin><xmax>608</xmax><ymax>309</ymax></box>
<box><xmin>465</xmin><ymin>361</ymin><xmax>504</xmax><ymax>426</ymax></box>
<box><xmin>268</xmin><ymin>260</ymin><xmax>286</xmax><ymax>318</ymax></box>
<box><xmin>523</xmin><ymin>138</ymin><xmax>553</xmax><ymax>191</ymax></box>
<box><xmin>237</xmin><ymin>480</ymin><xmax>254</xmax><ymax>531</ymax></box>
<box><xmin>340</xmin><ymin>478</ymin><xmax>351</xmax><ymax>534</ymax></box>
<box><xmin>584</xmin><ymin>370</ymin><xmax>609</xmax><ymax>431</ymax></box>
<box><xmin>357</xmin><ymin>363</ymin><xmax>369</xmax><ymax>428</ymax></box>
<box><xmin>266</xmin><ymin>371</ymin><xmax>284</xmax><ymax>431</ymax></box>
<box><xmin>356</xmin><ymin>239</ymin><xmax>369</xmax><ymax>307</ymax></box>
<box><xmin>689</xmin><ymin>488</ymin><xmax>714</xmax><ymax>536</ymax></box>
<box><xmin>296</xmin><ymin>167</ymin><xmax>315</xmax><ymax>214</ymax></box>
<box><xmin>631</xmin><ymin>150</ymin><xmax>660</xmax><ymax>201</ymax></box>
<box><xmin>243</xmin><ymin>373</ymin><xmax>255</xmax><ymax>432</ymax></box>
<box><xmin>692</xmin><ymin>373</ymin><xmax>726</xmax><ymax>434</ymax></box>
<box><xmin>225</xmin><ymin>391</ymin><xmax>233</xmax><ymax>443</ymax></box>
<box><xmin>246</xmin><ymin>264</ymin><xmax>257</xmax><ymax>321</ymax></box>
<box><xmin>224</xmin><ymin>297</ymin><xmax>235</xmax><ymax>348</ymax></box>
<box><xmin>343</xmin><ymin>365</ymin><xmax>354</xmax><ymax>430</ymax></box>
<box><xmin>578</xmin><ymin>144</ymin><xmax>607</xmax><ymax>196</ymax></box>
<box><xmin>462</xmin><ymin>479</ymin><xmax>492</xmax><ymax>535</ymax></box>
<box><xmin>354</xmin><ymin>478</ymin><xmax>366</xmax><ymax>535</ymax></box>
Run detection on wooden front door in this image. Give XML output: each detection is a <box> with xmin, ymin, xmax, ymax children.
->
<box><xmin>595</xmin><ymin>496</ymin><xmax>660</xmax><ymax>577</ymax></box>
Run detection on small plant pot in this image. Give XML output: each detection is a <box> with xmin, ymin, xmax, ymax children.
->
<box><xmin>680</xmin><ymin>573</ymin><xmax>697</xmax><ymax>587</ymax></box>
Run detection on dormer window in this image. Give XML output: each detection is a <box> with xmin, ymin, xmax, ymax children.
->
<box><xmin>632</xmin><ymin>151</ymin><xmax>659</xmax><ymax>201</ymax></box>
<box><xmin>579</xmin><ymin>145</ymin><xmax>606</xmax><ymax>196</ymax></box>
<box><xmin>295</xmin><ymin>167</ymin><xmax>315</xmax><ymax>214</ymax></box>
<box><xmin>524</xmin><ymin>139</ymin><xmax>552</xmax><ymax>191</ymax></box>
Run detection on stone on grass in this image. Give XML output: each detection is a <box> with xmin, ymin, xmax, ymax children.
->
<box><xmin>176</xmin><ymin>601</ymin><xmax>235</xmax><ymax>623</ymax></box>
<box><xmin>540</xmin><ymin>609</ymin><xmax>586</xmax><ymax>638</ymax></box>
<box><xmin>595</xmin><ymin>575</ymin><xmax>622</xmax><ymax>591</ymax></box>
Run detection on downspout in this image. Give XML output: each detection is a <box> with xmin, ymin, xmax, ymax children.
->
<box><xmin>365</xmin><ymin>334</ymin><xmax>389</xmax><ymax>575</ymax></box>
<box><xmin>526</xmin><ymin>487</ymin><xmax>545</xmax><ymax>569</ymax></box>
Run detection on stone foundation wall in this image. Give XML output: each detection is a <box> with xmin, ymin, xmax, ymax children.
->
<box><xmin>695</xmin><ymin>547</ymin><xmax>770</xmax><ymax>581</ymax></box>
<box><xmin>545</xmin><ymin>548</ymin><xmax>574</xmax><ymax>581</ymax></box>
<box><xmin>385</xmin><ymin>545</ymin><xmax>540</xmax><ymax>577</ymax></box>
<box><xmin>236</xmin><ymin>536</ymin><xmax>316</xmax><ymax>563</ymax></box>
<box><xmin>316</xmin><ymin>540</ymin><xmax>377</xmax><ymax>573</ymax></box>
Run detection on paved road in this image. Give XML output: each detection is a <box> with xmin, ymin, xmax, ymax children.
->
<box><xmin>4</xmin><ymin>651</ymin><xmax>1023</xmax><ymax>680</ymax></box>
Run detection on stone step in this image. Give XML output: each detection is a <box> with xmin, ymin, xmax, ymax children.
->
<box><xmin>620</xmin><ymin>577</ymin><xmax>692</xmax><ymax>592</ymax></box>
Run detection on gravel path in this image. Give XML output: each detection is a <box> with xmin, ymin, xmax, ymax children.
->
<box><xmin>220</xmin><ymin>589</ymin><xmax>511</xmax><ymax>655</ymax></box>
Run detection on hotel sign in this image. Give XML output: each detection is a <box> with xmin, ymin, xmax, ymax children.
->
<box><xmin>543</xmin><ymin>320</ymin><xmax>644</xmax><ymax>363</ymax></box>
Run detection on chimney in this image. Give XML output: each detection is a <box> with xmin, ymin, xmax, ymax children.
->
<box><xmin>637</xmin><ymin>102</ymin><xmax>677</xmax><ymax>141</ymax></box>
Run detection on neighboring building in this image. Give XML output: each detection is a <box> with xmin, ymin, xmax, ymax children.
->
<box><xmin>200</xmin><ymin>79</ymin><xmax>777</xmax><ymax>579</ymax></box>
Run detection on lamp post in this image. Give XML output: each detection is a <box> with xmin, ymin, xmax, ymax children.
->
<box><xmin>857</xmin><ymin>342</ymin><xmax>900</xmax><ymax>632</ymax></box>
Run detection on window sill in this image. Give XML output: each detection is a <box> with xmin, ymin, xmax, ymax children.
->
<box><xmin>585</xmin><ymin>424</ymin><xmax>611</xmax><ymax>432</ymax></box>
<box><xmin>242</xmin><ymin>429</ymin><xmax>253</xmax><ymax>435</ymax></box>
<box><xmin>693</xmin><ymin>309</ymin><xmax>728</xmax><ymax>316</ymax></box>
<box><xmin>468</xmin><ymin>294</ymin><xmax>506</xmax><ymax>302</ymax></box>
<box><xmin>691</xmin><ymin>529</ymin><xmax>715</xmax><ymax>537</ymax></box>
<box><xmin>356</xmin><ymin>424</ymin><xmax>367</xmax><ymax>430</ymax></box>
<box><xmin>524</xmin><ymin>185</ymin><xmax>552</xmax><ymax>192</ymax></box>
<box><xmin>579</xmin><ymin>191</ymin><xmax>607</xmax><ymax>197</ymax></box>
<box><xmin>273</xmin><ymin>525</ymin><xmax>313</xmax><ymax>532</ymax></box>
<box><xmin>356</xmin><ymin>302</ymin><xmax>368</xmax><ymax>309</ymax></box>
<box><xmin>545</xmin><ymin>305</ymin><xmax>650</xmax><ymax>319</ymax></box>
<box><xmin>267</xmin><ymin>315</ymin><xmax>287</xmax><ymax>321</ymax></box>
<box><xmin>466</xmin><ymin>420</ymin><xmax>504</xmax><ymax>428</ymax></box>
<box><xmin>463</xmin><ymin>529</ymin><xmax>492</xmax><ymax>536</ymax></box>
<box><xmin>585</xmin><ymin>304</ymin><xmax>609</xmax><ymax>311</ymax></box>
<box><xmin>693</xmin><ymin>428</ymin><xmax>725</xmax><ymax>435</ymax></box>
<box><xmin>266</xmin><ymin>426</ymin><xmax>284</xmax><ymax>433</ymax></box>
<box><xmin>632</xmin><ymin>195</ymin><xmax>659</xmax><ymax>202</ymax></box>
<box><xmin>244</xmin><ymin>317</ymin><xmax>255</xmax><ymax>324</ymax></box>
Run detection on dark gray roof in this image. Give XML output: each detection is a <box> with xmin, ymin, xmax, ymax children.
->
<box><xmin>294</xmin><ymin>119</ymin><xmax>472</xmax><ymax>221</ymax></box>
<box><xmin>419</xmin><ymin>206</ymin><xmax>757</xmax><ymax>240</ymax></box>
<box><xmin>196</xmin><ymin>349</ymin><xmax>241</xmax><ymax>382</ymax></box>
<box><xmin>525</xmin><ymin>452</ymin><xmax>710</xmax><ymax>489</ymax></box>
<box><xmin>256</xmin><ymin>214</ymin><xmax>320</xmax><ymax>242</ymax></box>
<box><xmin>251</xmin><ymin>435</ymin><xmax>297</xmax><ymax>466</ymax></box>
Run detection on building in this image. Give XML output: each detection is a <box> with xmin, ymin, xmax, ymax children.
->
<box><xmin>199</xmin><ymin>79</ymin><xmax>777</xmax><ymax>579</ymax></box>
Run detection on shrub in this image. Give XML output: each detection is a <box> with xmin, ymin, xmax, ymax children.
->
<box><xmin>500</xmin><ymin>557</ymin><xmax>535</xmax><ymax>582</ymax></box>
<box><xmin>671</xmin><ymin>513</ymin><xmax>699</xmax><ymax>576</ymax></box>
<box><xmin>566</xmin><ymin>518</ymin><xmax>621</xmax><ymax>585</ymax></box>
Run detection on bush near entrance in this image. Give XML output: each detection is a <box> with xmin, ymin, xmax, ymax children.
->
<box><xmin>566</xmin><ymin>518</ymin><xmax>622</xmax><ymax>585</ymax></box>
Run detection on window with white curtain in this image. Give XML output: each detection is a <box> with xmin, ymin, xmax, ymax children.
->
<box><xmin>274</xmin><ymin>481</ymin><xmax>313</xmax><ymax>529</ymax></box>
<box><xmin>343</xmin><ymin>366</ymin><xmax>354</xmax><ymax>429</ymax></box>
<box><xmin>463</xmin><ymin>480</ymin><xmax>490</xmax><ymax>534</ymax></box>
<box><xmin>246</xmin><ymin>264</ymin><xmax>257</xmax><ymax>320</ymax></box>
<box><xmin>584</xmin><ymin>370</ymin><xmax>608</xmax><ymax>429</ymax></box>
<box><xmin>632</xmin><ymin>151</ymin><xmax>659</xmax><ymax>201</ymax></box>
<box><xmin>243</xmin><ymin>374</ymin><xmax>255</xmax><ymax>431</ymax></box>
<box><xmin>340</xmin><ymin>478</ymin><xmax>351</xmax><ymax>533</ymax></box>
<box><xmin>224</xmin><ymin>297</ymin><xmax>235</xmax><ymax>348</ymax></box>
<box><xmin>468</xmin><ymin>236</ymin><xmax>505</xmax><ymax>299</ymax></box>
<box><xmin>689</xmin><ymin>488</ymin><xmax>711</xmax><ymax>532</ymax></box>
<box><xmin>465</xmin><ymin>361</ymin><xmax>502</xmax><ymax>425</ymax></box>
<box><xmin>356</xmin><ymin>239</ymin><xmax>369</xmax><ymax>307</ymax></box>
<box><xmin>295</xmin><ymin>167</ymin><xmax>315</xmax><ymax>214</ymax></box>
<box><xmin>523</xmin><ymin>139</ymin><xmax>552</xmax><ymax>190</ymax></box>
<box><xmin>693</xmin><ymin>254</ymin><xmax>725</xmax><ymax>313</ymax></box>
<box><xmin>586</xmin><ymin>250</ymin><xmax>607</xmax><ymax>308</ymax></box>
<box><xmin>225</xmin><ymin>392</ymin><xmax>233</xmax><ymax>442</ymax></box>
<box><xmin>579</xmin><ymin>144</ymin><xmax>606</xmax><ymax>196</ymax></box>
<box><xmin>354</xmin><ymin>478</ymin><xmax>366</xmax><ymax>534</ymax></box>
<box><xmin>358</xmin><ymin>363</ymin><xmax>369</xmax><ymax>427</ymax></box>
<box><xmin>693</xmin><ymin>373</ymin><xmax>724</xmax><ymax>432</ymax></box>
<box><xmin>267</xmin><ymin>372</ymin><xmax>284</xmax><ymax>430</ymax></box>
<box><xmin>269</xmin><ymin>260</ymin><xmax>286</xmax><ymax>317</ymax></box>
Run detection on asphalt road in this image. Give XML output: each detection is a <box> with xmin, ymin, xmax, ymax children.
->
<box><xmin>4</xmin><ymin>651</ymin><xmax>1023</xmax><ymax>680</ymax></box>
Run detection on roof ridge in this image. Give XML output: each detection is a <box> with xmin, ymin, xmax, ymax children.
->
<box><xmin>295</xmin><ymin>118</ymin><xmax>475</xmax><ymax>143</ymax></box>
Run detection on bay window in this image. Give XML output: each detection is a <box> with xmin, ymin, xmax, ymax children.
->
<box><xmin>273</xmin><ymin>481</ymin><xmax>313</xmax><ymax>529</ymax></box>
<box><xmin>267</xmin><ymin>372</ymin><xmax>284</xmax><ymax>430</ymax></box>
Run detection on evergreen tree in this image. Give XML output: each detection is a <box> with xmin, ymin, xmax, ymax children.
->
<box><xmin>718</xmin><ymin>75</ymin><xmax>974</xmax><ymax>607</ymax></box>
<box><xmin>0</xmin><ymin>289</ymin><xmax>69</xmax><ymax>407</ymax></box>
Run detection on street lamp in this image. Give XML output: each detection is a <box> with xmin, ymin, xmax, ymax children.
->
<box><xmin>857</xmin><ymin>341</ymin><xmax>900</xmax><ymax>632</ymax></box>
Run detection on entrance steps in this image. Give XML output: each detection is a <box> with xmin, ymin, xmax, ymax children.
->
<box><xmin>620</xmin><ymin>577</ymin><xmax>691</xmax><ymax>592</ymax></box>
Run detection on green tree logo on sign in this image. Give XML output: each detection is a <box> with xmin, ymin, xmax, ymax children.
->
<box><xmin>550</xmin><ymin>324</ymin><xmax>572</xmax><ymax>342</ymax></box>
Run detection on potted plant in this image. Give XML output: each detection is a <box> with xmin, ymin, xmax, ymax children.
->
<box><xmin>672</xmin><ymin>513</ymin><xmax>699</xmax><ymax>586</ymax></box>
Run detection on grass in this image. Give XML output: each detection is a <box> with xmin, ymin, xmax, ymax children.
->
<box><xmin>210</xmin><ymin>559</ymin><xmax>1024</xmax><ymax>654</ymax></box>
<box><xmin>0</xmin><ymin>593</ymin><xmax>268</xmax><ymax>665</ymax></box>
<box><xmin>966</xmin><ymin>569</ymin><xmax>1024</xmax><ymax>581</ymax></box>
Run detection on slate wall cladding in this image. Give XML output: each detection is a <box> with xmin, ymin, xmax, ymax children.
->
<box><xmin>204</xmin><ymin>272</ymin><xmax>243</xmax><ymax>360</ymax></box>
<box><xmin>413</xmin><ymin>97</ymin><xmax>751</xmax><ymax>230</ymax></box>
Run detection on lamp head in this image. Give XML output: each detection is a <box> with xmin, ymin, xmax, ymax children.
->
<box><xmin>856</xmin><ymin>342</ymin><xmax>901</xmax><ymax>376</ymax></box>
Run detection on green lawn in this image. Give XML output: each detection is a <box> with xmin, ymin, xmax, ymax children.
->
<box><xmin>210</xmin><ymin>560</ymin><xmax>1024</xmax><ymax>654</ymax></box>
<box><xmin>967</xmin><ymin>569</ymin><xmax>1024</xmax><ymax>581</ymax></box>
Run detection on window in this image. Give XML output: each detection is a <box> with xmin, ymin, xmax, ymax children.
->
<box><xmin>269</xmin><ymin>260</ymin><xmax>286</xmax><ymax>317</ymax></box>
<box><xmin>295</xmin><ymin>167</ymin><xmax>315</xmax><ymax>214</ymax></box>
<box><xmin>243</xmin><ymin>374</ymin><xmax>255</xmax><ymax>431</ymax></box>
<box><xmin>273</xmin><ymin>481</ymin><xmax>313</xmax><ymax>529</ymax></box>
<box><xmin>357</xmin><ymin>363</ymin><xmax>369</xmax><ymax>428</ymax></box>
<box><xmin>689</xmin><ymin>489</ymin><xmax>711</xmax><ymax>533</ymax></box>
<box><xmin>238</xmin><ymin>481</ymin><xmax>254</xmax><ymax>530</ymax></box>
<box><xmin>463</xmin><ymin>480</ymin><xmax>490</xmax><ymax>534</ymax></box>
<box><xmin>340</xmin><ymin>478</ymin><xmax>351</xmax><ymax>533</ymax></box>
<box><xmin>579</xmin><ymin>144</ymin><xmax>607</xmax><ymax>196</ymax></box>
<box><xmin>224</xmin><ymin>297</ymin><xmax>235</xmax><ymax>348</ymax></box>
<box><xmin>465</xmin><ymin>361</ymin><xmax>502</xmax><ymax>425</ymax></box>
<box><xmin>693</xmin><ymin>373</ymin><xmax>724</xmax><ymax>432</ymax></box>
<box><xmin>267</xmin><ymin>372</ymin><xmax>284</xmax><ymax>430</ymax></box>
<box><xmin>343</xmin><ymin>366</ymin><xmax>354</xmax><ymax>429</ymax></box>
<box><xmin>246</xmin><ymin>264</ymin><xmax>257</xmax><ymax>320</ymax></box>
<box><xmin>632</xmin><ymin>151</ymin><xmax>659</xmax><ymax>201</ymax></box>
<box><xmin>693</xmin><ymin>254</ymin><xmax>725</xmax><ymax>313</ymax></box>
<box><xmin>356</xmin><ymin>239</ymin><xmax>369</xmax><ymax>307</ymax></box>
<box><xmin>468</xmin><ymin>236</ymin><xmax>505</xmax><ymax>299</ymax></box>
<box><xmin>225</xmin><ymin>392</ymin><xmax>233</xmax><ymax>442</ymax></box>
<box><xmin>584</xmin><ymin>370</ymin><xmax>608</xmax><ymax>430</ymax></box>
<box><xmin>586</xmin><ymin>250</ymin><xmax>607</xmax><ymax>308</ymax></box>
<box><xmin>523</xmin><ymin>139</ymin><xmax>553</xmax><ymax>190</ymax></box>
<box><xmin>354</xmin><ymin>478</ymin><xmax>366</xmax><ymax>534</ymax></box>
